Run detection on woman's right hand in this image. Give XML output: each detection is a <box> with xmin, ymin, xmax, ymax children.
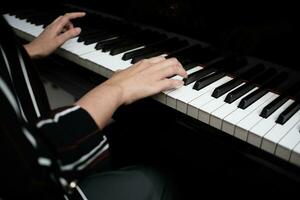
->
<box><xmin>103</xmin><ymin>56</ymin><xmax>187</xmax><ymax>105</ymax></box>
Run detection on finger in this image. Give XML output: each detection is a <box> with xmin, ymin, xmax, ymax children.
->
<box><xmin>64</xmin><ymin>22</ymin><xmax>74</xmax><ymax>31</ymax></box>
<box><xmin>156</xmin><ymin>79</ymin><xmax>184</xmax><ymax>92</ymax></box>
<box><xmin>152</xmin><ymin>58</ymin><xmax>187</xmax><ymax>79</ymax></box>
<box><xmin>64</xmin><ymin>12</ymin><xmax>86</xmax><ymax>20</ymax></box>
<box><xmin>54</xmin><ymin>12</ymin><xmax>86</xmax><ymax>33</ymax></box>
<box><xmin>131</xmin><ymin>59</ymin><xmax>151</xmax><ymax>71</ymax></box>
<box><xmin>57</xmin><ymin>27</ymin><xmax>81</xmax><ymax>45</ymax></box>
<box><xmin>147</xmin><ymin>55</ymin><xmax>166</xmax><ymax>64</ymax></box>
<box><xmin>61</xmin><ymin>22</ymin><xmax>74</xmax><ymax>33</ymax></box>
<box><xmin>133</xmin><ymin>56</ymin><xmax>166</xmax><ymax>72</ymax></box>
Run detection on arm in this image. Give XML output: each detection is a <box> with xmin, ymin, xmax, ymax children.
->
<box><xmin>24</xmin><ymin>12</ymin><xmax>86</xmax><ymax>59</ymax></box>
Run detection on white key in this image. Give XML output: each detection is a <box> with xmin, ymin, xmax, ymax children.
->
<box><xmin>4</xmin><ymin>15</ymin><xmax>27</xmax><ymax>29</ymax></box>
<box><xmin>165</xmin><ymin>70</ymin><xmax>208</xmax><ymax>104</ymax></box>
<box><xmin>187</xmin><ymin>90</ymin><xmax>217</xmax><ymax>119</ymax></box>
<box><xmin>70</xmin><ymin>43</ymin><xmax>98</xmax><ymax>56</ymax></box>
<box><xmin>247</xmin><ymin>99</ymin><xmax>294</xmax><ymax>147</ymax></box>
<box><xmin>234</xmin><ymin>93</ymin><xmax>279</xmax><ymax>141</ymax></box>
<box><xmin>197</xmin><ymin>82</ymin><xmax>246</xmax><ymax>123</ymax></box>
<box><xmin>222</xmin><ymin>92</ymin><xmax>276</xmax><ymax>136</ymax></box>
<box><xmin>4</xmin><ymin>15</ymin><xmax>29</xmax><ymax>29</ymax></box>
<box><xmin>290</xmin><ymin>142</ymin><xmax>300</xmax><ymax>167</ymax></box>
<box><xmin>3</xmin><ymin>15</ymin><xmax>19</xmax><ymax>27</ymax></box>
<box><xmin>167</xmin><ymin>76</ymin><xmax>231</xmax><ymax>112</ymax></box>
<box><xmin>25</xmin><ymin>24</ymin><xmax>44</xmax><ymax>37</ymax></box>
<box><xmin>261</xmin><ymin>110</ymin><xmax>300</xmax><ymax>154</ymax></box>
<box><xmin>177</xmin><ymin>76</ymin><xmax>232</xmax><ymax>113</ymax></box>
<box><xmin>187</xmin><ymin>77</ymin><xmax>239</xmax><ymax>119</ymax></box>
<box><xmin>61</xmin><ymin>37</ymin><xmax>80</xmax><ymax>49</ymax></box>
<box><xmin>81</xmin><ymin>50</ymin><xmax>132</xmax><ymax>72</ymax></box>
<box><xmin>275</xmin><ymin>121</ymin><xmax>300</xmax><ymax>160</ymax></box>
<box><xmin>6</xmin><ymin>16</ymin><xmax>43</xmax><ymax>36</ymax></box>
<box><xmin>209</xmin><ymin>87</ymin><xmax>258</xmax><ymax>129</ymax></box>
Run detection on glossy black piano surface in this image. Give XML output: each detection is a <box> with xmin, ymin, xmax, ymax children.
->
<box><xmin>2</xmin><ymin>0</ymin><xmax>300</xmax><ymax>195</ymax></box>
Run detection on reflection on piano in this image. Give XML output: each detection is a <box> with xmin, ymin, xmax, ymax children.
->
<box><xmin>3</xmin><ymin>2</ymin><xmax>300</xmax><ymax>182</ymax></box>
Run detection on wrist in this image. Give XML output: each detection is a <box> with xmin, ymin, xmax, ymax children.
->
<box><xmin>101</xmin><ymin>82</ymin><xmax>125</xmax><ymax>107</ymax></box>
<box><xmin>23</xmin><ymin>43</ymin><xmax>42</xmax><ymax>59</ymax></box>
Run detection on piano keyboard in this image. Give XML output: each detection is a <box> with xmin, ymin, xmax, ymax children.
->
<box><xmin>3</xmin><ymin>7</ymin><xmax>300</xmax><ymax>169</ymax></box>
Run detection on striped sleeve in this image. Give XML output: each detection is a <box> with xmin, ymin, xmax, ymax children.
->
<box><xmin>36</xmin><ymin>105</ymin><xmax>110</xmax><ymax>173</ymax></box>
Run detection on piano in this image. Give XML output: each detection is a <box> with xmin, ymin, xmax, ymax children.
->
<box><xmin>3</xmin><ymin>1</ymin><xmax>300</xmax><ymax>189</ymax></box>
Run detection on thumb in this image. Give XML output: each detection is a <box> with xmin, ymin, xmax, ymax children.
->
<box><xmin>57</xmin><ymin>27</ymin><xmax>81</xmax><ymax>46</ymax></box>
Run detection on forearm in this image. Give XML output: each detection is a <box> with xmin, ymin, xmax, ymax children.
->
<box><xmin>75</xmin><ymin>83</ymin><xmax>124</xmax><ymax>129</ymax></box>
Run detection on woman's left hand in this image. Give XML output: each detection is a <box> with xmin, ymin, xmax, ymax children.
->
<box><xmin>24</xmin><ymin>12</ymin><xmax>86</xmax><ymax>59</ymax></box>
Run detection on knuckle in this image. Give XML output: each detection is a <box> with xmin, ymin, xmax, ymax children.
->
<box><xmin>169</xmin><ymin>57</ymin><xmax>179</xmax><ymax>65</ymax></box>
<box><xmin>140</xmin><ymin>59</ymin><xmax>149</xmax><ymax>65</ymax></box>
<box><xmin>171</xmin><ymin>64</ymin><xmax>178</xmax><ymax>73</ymax></box>
<box><xmin>61</xmin><ymin>15</ymin><xmax>68</xmax><ymax>22</ymax></box>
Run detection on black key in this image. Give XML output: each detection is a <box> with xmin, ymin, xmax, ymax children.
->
<box><xmin>84</xmin><ymin>32</ymin><xmax>119</xmax><ymax>45</ymax></box>
<box><xmin>130</xmin><ymin>39</ymin><xmax>189</xmax><ymax>63</ymax></box>
<box><xmin>132</xmin><ymin>51</ymin><xmax>164</xmax><ymax>63</ymax></box>
<box><xmin>102</xmin><ymin>39</ymin><xmax>131</xmax><ymax>52</ymax></box>
<box><xmin>276</xmin><ymin>101</ymin><xmax>300</xmax><ymax>125</ymax></box>
<box><xmin>183</xmin><ymin>67</ymin><xmax>216</xmax><ymax>85</ymax></box>
<box><xmin>259</xmin><ymin>80</ymin><xmax>300</xmax><ymax>118</ymax></box>
<box><xmin>193</xmin><ymin>72</ymin><xmax>226</xmax><ymax>91</ymax></box>
<box><xmin>110</xmin><ymin>40</ymin><xmax>144</xmax><ymax>55</ymax></box>
<box><xmin>122</xmin><ymin>45</ymin><xmax>158</xmax><ymax>61</ymax></box>
<box><xmin>260</xmin><ymin>96</ymin><xmax>289</xmax><ymax>118</ymax></box>
<box><xmin>110</xmin><ymin>32</ymin><xmax>167</xmax><ymax>56</ymax></box>
<box><xmin>86</xmin><ymin>26</ymin><xmax>142</xmax><ymax>45</ymax></box>
<box><xmin>101</xmin><ymin>30</ymin><xmax>154</xmax><ymax>53</ymax></box>
<box><xmin>183</xmin><ymin>62</ymin><xmax>202</xmax><ymax>71</ymax></box>
<box><xmin>224</xmin><ymin>83</ymin><xmax>256</xmax><ymax>104</ymax></box>
<box><xmin>238</xmin><ymin>72</ymin><xmax>288</xmax><ymax>109</ymax></box>
<box><xmin>186</xmin><ymin>56</ymin><xmax>247</xmax><ymax>88</ymax></box>
<box><xmin>78</xmin><ymin>30</ymin><xmax>107</xmax><ymax>42</ymax></box>
<box><xmin>166</xmin><ymin>45</ymin><xmax>218</xmax><ymax>65</ymax></box>
<box><xmin>209</xmin><ymin>57</ymin><xmax>251</xmax><ymax>99</ymax></box>
<box><xmin>212</xmin><ymin>79</ymin><xmax>244</xmax><ymax>98</ymax></box>
<box><xmin>224</xmin><ymin>68</ymin><xmax>277</xmax><ymax>103</ymax></box>
<box><xmin>238</xmin><ymin>89</ymin><xmax>269</xmax><ymax>109</ymax></box>
<box><xmin>215</xmin><ymin>64</ymin><xmax>266</xmax><ymax>98</ymax></box>
<box><xmin>166</xmin><ymin>45</ymin><xmax>203</xmax><ymax>59</ymax></box>
<box><xmin>95</xmin><ymin>37</ymin><xmax>124</xmax><ymax>50</ymax></box>
<box><xmin>100</xmin><ymin>31</ymin><xmax>146</xmax><ymax>52</ymax></box>
<box><xmin>122</xmin><ymin>38</ymin><xmax>180</xmax><ymax>61</ymax></box>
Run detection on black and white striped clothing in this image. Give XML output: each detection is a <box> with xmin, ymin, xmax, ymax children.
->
<box><xmin>0</xmin><ymin>16</ymin><xmax>109</xmax><ymax>199</ymax></box>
